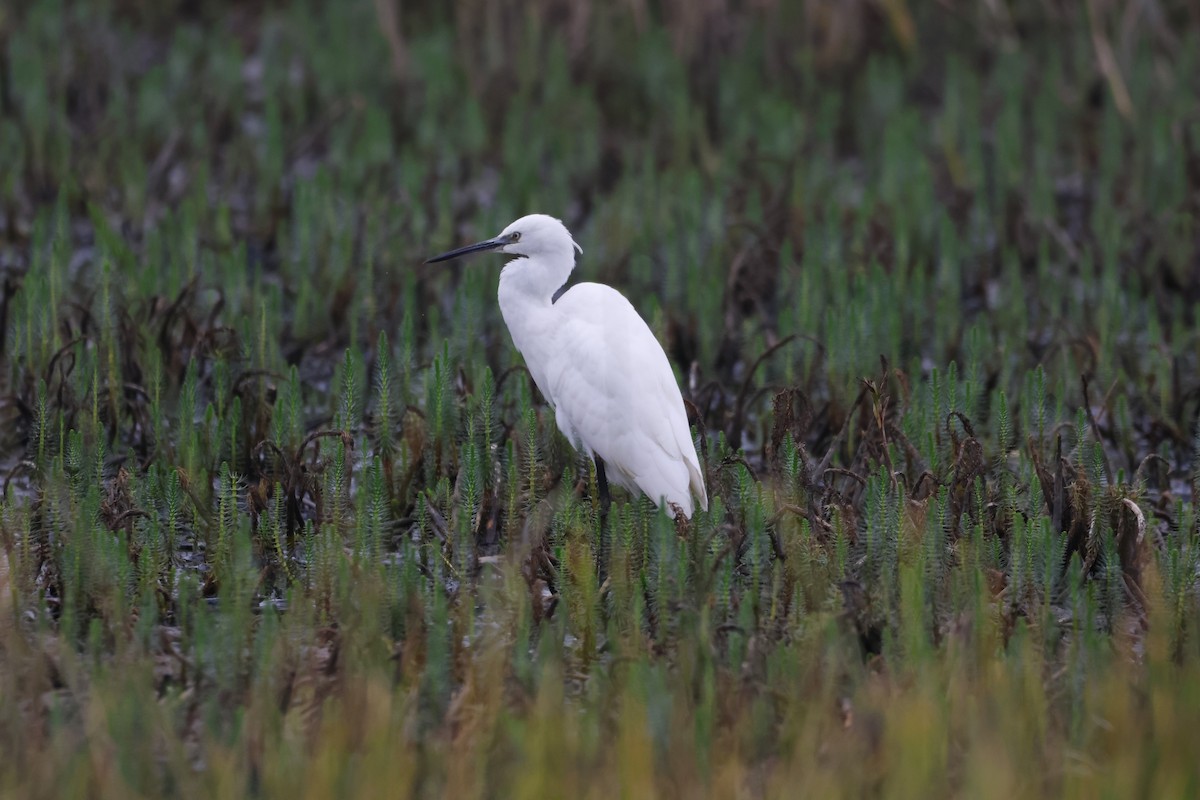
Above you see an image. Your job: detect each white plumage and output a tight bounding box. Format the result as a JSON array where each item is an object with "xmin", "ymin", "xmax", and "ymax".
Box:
[{"xmin": 426, "ymin": 213, "xmax": 707, "ymax": 518}]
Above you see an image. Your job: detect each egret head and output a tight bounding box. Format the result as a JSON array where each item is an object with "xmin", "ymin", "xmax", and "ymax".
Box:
[{"xmin": 425, "ymin": 214, "xmax": 582, "ymax": 265}]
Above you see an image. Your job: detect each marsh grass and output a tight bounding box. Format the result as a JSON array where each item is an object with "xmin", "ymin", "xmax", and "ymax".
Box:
[{"xmin": 1, "ymin": 0, "xmax": 1200, "ymax": 796}]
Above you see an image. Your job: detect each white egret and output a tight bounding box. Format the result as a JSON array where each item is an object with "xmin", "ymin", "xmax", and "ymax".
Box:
[{"xmin": 426, "ymin": 214, "xmax": 707, "ymax": 519}]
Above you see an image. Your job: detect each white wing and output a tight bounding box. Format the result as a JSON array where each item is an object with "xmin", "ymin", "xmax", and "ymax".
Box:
[{"xmin": 542, "ymin": 283, "xmax": 707, "ymax": 517}]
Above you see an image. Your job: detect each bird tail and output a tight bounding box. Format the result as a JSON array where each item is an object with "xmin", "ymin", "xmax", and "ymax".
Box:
[{"xmin": 687, "ymin": 460, "xmax": 708, "ymax": 513}]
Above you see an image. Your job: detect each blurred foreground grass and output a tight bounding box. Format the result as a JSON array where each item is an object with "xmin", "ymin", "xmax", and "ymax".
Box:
[{"xmin": 2, "ymin": 0, "xmax": 1200, "ymax": 796}]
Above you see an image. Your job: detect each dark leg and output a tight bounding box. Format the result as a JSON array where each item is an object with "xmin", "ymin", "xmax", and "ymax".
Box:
[
  {"xmin": 594, "ymin": 456, "xmax": 611, "ymax": 522},
  {"xmin": 594, "ymin": 456, "xmax": 612, "ymax": 585}
]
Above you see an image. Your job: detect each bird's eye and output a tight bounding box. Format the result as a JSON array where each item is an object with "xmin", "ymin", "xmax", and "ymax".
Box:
[{"xmin": 509, "ymin": 231, "xmax": 521, "ymax": 242}]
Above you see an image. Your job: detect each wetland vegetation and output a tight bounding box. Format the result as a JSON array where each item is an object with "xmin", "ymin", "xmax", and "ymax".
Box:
[{"xmin": 1, "ymin": 0, "xmax": 1199, "ymax": 796}]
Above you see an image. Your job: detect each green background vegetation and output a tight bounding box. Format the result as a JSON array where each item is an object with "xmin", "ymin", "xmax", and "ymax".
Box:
[{"xmin": 1, "ymin": 0, "xmax": 1199, "ymax": 796}]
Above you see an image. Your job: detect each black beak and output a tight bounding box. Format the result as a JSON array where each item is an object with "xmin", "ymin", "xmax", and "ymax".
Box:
[{"xmin": 424, "ymin": 236, "xmax": 506, "ymax": 264}]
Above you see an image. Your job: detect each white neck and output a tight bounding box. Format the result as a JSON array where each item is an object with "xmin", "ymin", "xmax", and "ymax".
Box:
[
  {"xmin": 498, "ymin": 244, "xmax": 575, "ymax": 298},
  {"xmin": 497, "ymin": 253, "xmax": 573, "ymax": 396},
  {"xmin": 498, "ymin": 260, "xmax": 549, "ymax": 322}
]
